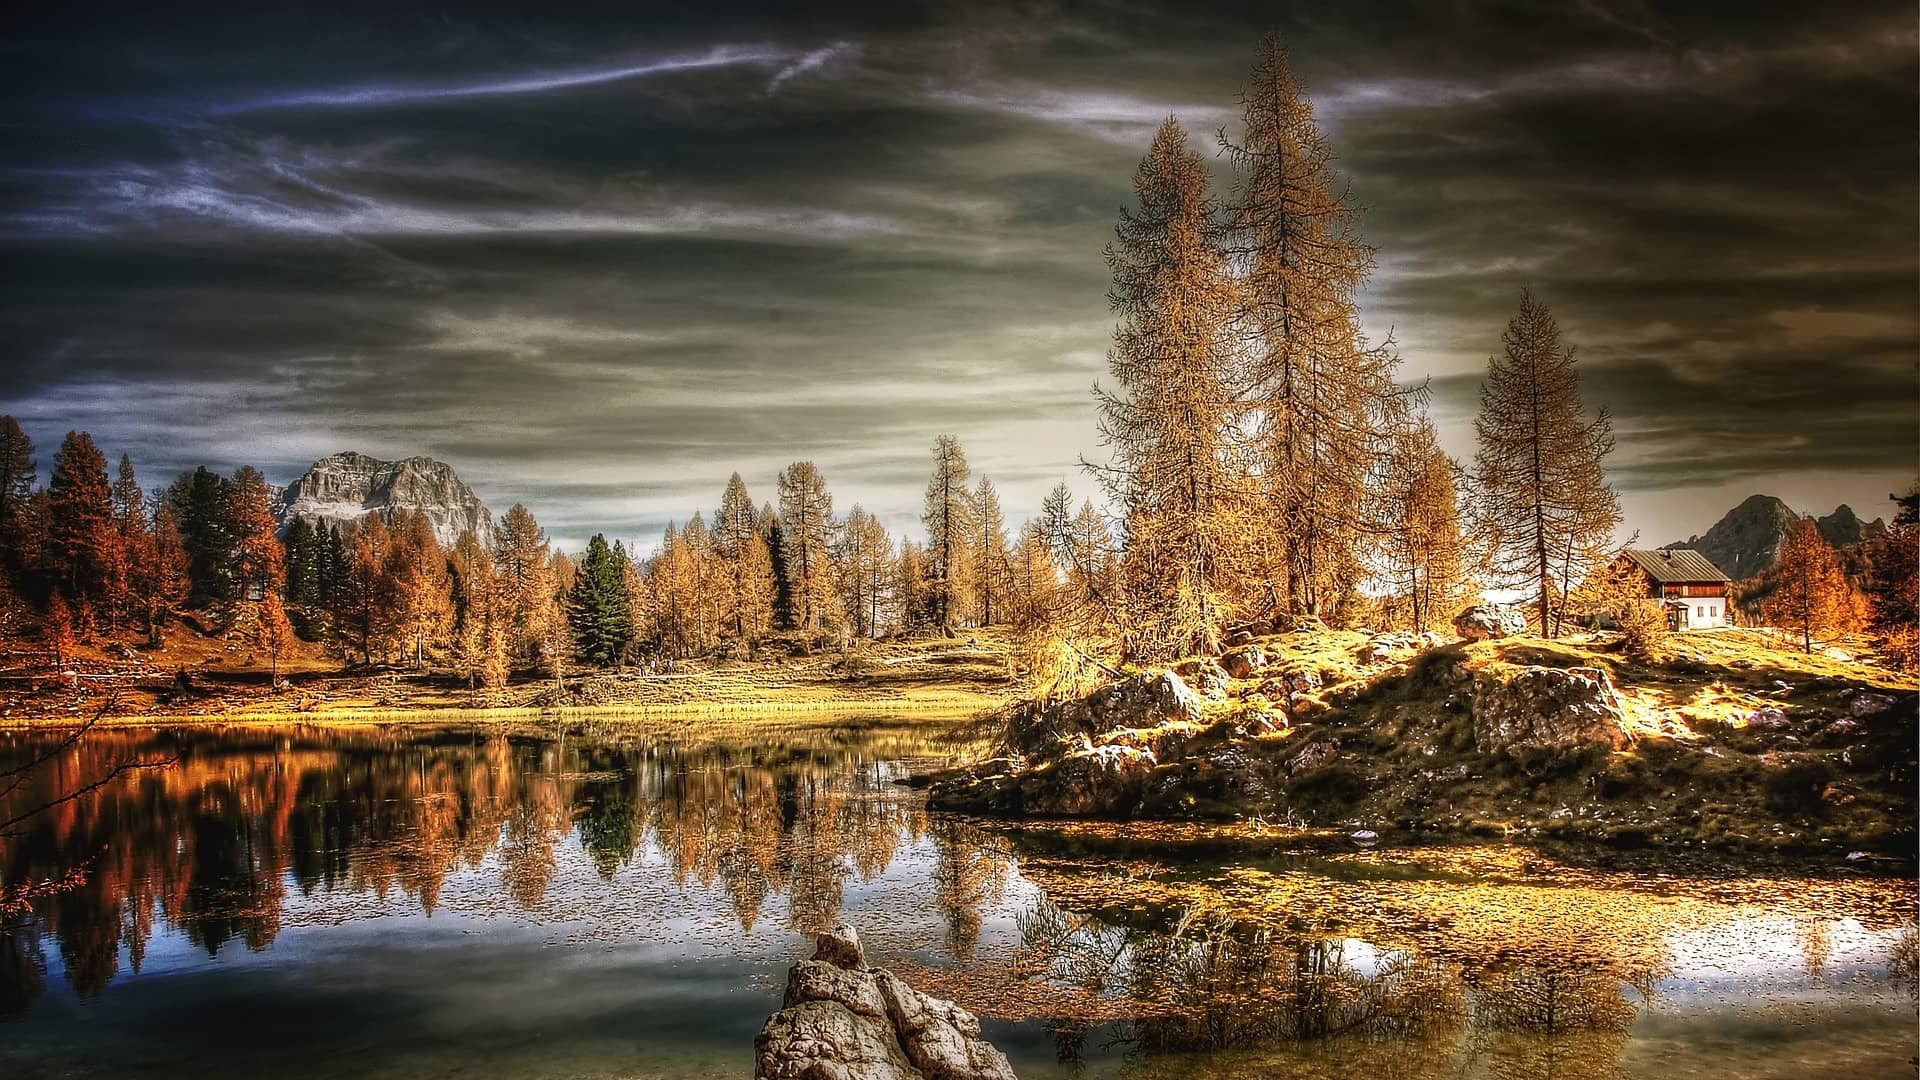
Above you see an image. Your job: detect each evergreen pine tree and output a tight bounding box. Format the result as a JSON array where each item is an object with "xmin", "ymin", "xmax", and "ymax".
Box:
[
  {"xmin": 46, "ymin": 431, "xmax": 116, "ymax": 621},
  {"xmin": 165, "ymin": 466, "xmax": 235, "ymax": 605},
  {"xmin": 0, "ymin": 417, "xmax": 35, "ymax": 585},
  {"xmin": 568, "ymin": 533, "xmax": 634, "ymax": 666}
]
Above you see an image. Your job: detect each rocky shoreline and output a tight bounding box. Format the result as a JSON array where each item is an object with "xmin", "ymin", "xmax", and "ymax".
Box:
[{"xmin": 926, "ymin": 620, "xmax": 1918, "ymax": 857}]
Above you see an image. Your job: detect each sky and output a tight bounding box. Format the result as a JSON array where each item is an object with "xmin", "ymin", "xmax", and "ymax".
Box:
[{"xmin": 2, "ymin": 1, "xmax": 1915, "ymax": 552}]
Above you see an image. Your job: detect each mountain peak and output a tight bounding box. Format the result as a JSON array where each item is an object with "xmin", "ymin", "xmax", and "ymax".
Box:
[
  {"xmin": 1815, "ymin": 503, "xmax": 1886, "ymax": 547},
  {"xmin": 1672, "ymin": 494, "xmax": 1887, "ymax": 581},
  {"xmin": 275, "ymin": 451, "xmax": 493, "ymax": 548}
]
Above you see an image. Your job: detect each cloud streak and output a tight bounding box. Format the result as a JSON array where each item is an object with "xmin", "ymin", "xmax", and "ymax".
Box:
[{"xmin": 208, "ymin": 45, "xmax": 796, "ymax": 114}]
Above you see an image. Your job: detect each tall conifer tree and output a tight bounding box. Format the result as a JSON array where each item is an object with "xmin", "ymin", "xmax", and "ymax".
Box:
[
  {"xmin": 922, "ymin": 436, "xmax": 974, "ymax": 633},
  {"xmin": 1473, "ymin": 291, "xmax": 1620, "ymax": 635},
  {"xmin": 46, "ymin": 432, "xmax": 115, "ymax": 620},
  {"xmin": 777, "ymin": 462, "xmax": 836, "ymax": 632},
  {"xmin": 1226, "ymin": 36, "xmax": 1400, "ymax": 620},
  {"xmin": 568, "ymin": 533, "xmax": 634, "ymax": 666},
  {"xmin": 1095, "ymin": 118, "xmax": 1239, "ymax": 657},
  {"xmin": 970, "ymin": 477, "xmax": 1009, "ymax": 627},
  {"xmin": 0, "ymin": 417, "xmax": 35, "ymax": 584}
]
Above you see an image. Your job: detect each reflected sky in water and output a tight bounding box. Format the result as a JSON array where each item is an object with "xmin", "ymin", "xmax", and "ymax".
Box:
[{"xmin": 1, "ymin": 720, "xmax": 1913, "ymax": 1079}]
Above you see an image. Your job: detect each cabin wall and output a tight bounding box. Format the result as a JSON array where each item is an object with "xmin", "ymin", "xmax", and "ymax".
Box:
[{"xmin": 1662, "ymin": 588, "xmax": 1729, "ymax": 628}]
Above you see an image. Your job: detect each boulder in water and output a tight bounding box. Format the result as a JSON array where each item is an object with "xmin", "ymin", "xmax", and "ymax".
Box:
[{"xmin": 756, "ymin": 923, "xmax": 1016, "ymax": 1080}]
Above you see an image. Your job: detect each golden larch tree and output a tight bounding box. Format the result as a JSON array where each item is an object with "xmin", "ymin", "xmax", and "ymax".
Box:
[
  {"xmin": 1376, "ymin": 412, "xmax": 1472, "ymax": 631},
  {"xmin": 777, "ymin": 461, "xmax": 837, "ymax": 632},
  {"xmin": 922, "ymin": 435, "xmax": 975, "ymax": 633},
  {"xmin": 1473, "ymin": 290, "xmax": 1620, "ymax": 636},
  {"xmin": 1762, "ymin": 519, "xmax": 1862, "ymax": 654},
  {"xmin": 1227, "ymin": 36, "xmax": 1401, "ymax": 622},
  {"xmin": 1095, "ymin": 118, "xmax": 1240, "ymax": 658}
]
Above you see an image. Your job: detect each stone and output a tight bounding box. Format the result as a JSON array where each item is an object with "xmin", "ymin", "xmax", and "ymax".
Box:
[
  {"xmin": 1001, "ymin": 670, "xmax": 1203, "ymax": 757},
  {"xmin": 875, "ymin": 972, "xmax": 1015, "ymax": 1080},
  {"xmin": 1220, "ymin": 645, "xmax": 1266, "ymax": 679},
  {"xmin": 812, "ymin": 923, "xmax": 868, "ymax": 971},
  {"xmin": 1357, "ymin": 632, "xmax": 1425, "ymax": 665},
  {"xmin": 1453, "ymin": 604, "xmax": 1527, "ymax": 642},
  {"xmin": 756, "ymin": 923, "xmax": 1015, "ymax": 1080},
  {"xmin": 1848, "ymin": 692, "xmax": 1897, "ymax": 718},
  {"xmin": 1018, "ymin": 744, "xmax": 1155, "ymax": 816},
  {"xmin": 1470, "ymin": 666, "xmax": 1633, "ymax": 754},
  {"xmin": 1285, "ymin": 739, "xmax": 1338, "ymax": 773},
  {"xmin": 1172, "ymin": 659, "xmax": 1230, "ymax": 699},
  {"xmin": 1746, "ymin": 706, "xmax": 1790, "ymax": 731},
  {"xmin": 1223, "ymin": 629, "xmax": 1255, "ymax": 648}
]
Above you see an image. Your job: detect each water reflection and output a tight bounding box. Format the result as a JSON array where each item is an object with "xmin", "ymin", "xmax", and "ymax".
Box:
[
  {"xmin": 0, "ymin": 722, "xmax": 958, "ymax": 1010},
  {"xmin": 1, "ymin": 721, "xmax": 1914, "ymax": 1079}
]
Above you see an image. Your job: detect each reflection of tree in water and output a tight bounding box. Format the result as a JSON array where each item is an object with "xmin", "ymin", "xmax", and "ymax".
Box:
[
  {"xmin": 993, "ymin": 897, "xmax": 1654, "ymax": 1077},
  {"xmin": 0, "ymin": 920, "xmax": 45, "ymax": 1021},
  {"xmin": 1464, "ymin": 964, "xmax": 1635, "ymax": 1080},
  {"xmin": 1794, "ymin": 915, "xmax": 1832, "ymax": 981},
  {"xmin": 0, "ymin": 722, "xmax": 948, "ymax": 1014},
  {"xmin": 1891, "ymin": 926, "xmax": 1919, "ymax": 1001},
  {"xmin": 931, "ymin": 822, "xmax": 1011, "ymax": 959},
  {"xmin": 1009, "ymin": 900, "xmax": 1465, "ymax": 1055}
]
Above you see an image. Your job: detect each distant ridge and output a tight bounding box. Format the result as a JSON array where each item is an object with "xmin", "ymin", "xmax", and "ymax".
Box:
[
  {"xmin": 274, "ymin": 451, "xmax": 494, "ymax": 549},
  {"xmin": 1668, "ymin": 494, "xmax": 1886, "ymax": 580}
]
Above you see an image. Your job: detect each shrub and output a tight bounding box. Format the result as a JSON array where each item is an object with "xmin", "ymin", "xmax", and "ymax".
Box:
[{"xmin": 1618, "ymin": 600, "xmax": 1670, "ymax": 661}]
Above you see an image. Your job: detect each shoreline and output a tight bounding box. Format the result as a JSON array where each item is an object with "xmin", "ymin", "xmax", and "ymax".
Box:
[{"xmin": 0, "ymin": 692, "xmax": 1007, "ymax": 729}]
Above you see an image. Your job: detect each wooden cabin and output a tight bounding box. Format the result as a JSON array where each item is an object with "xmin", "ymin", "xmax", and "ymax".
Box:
[{"xmin": 1612, "ymin": 548, "xmax": 1733, "ymax": 630}]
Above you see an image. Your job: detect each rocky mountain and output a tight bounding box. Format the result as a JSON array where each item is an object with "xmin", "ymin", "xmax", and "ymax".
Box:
[
  {"xmin": 1815, "ymin": 503, "xmax": 1886, "ymax": 548},
  {"xmin": 1669, "ymin": 494, "xmax": 1886, "ymax": 580},
  {"xmin": 275, "ymin": 451, "xmax": 493, "ymax": 549}
]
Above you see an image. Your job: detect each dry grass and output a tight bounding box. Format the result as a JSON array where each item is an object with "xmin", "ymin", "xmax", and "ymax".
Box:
[{"xmin": 0, "ymin": 620, "xmax": 1020, "ymax": 727}]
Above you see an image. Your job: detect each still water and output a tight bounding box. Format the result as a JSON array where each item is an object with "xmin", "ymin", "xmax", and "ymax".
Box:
[{"xmin": 1, "ymin": 718, "xmax": 1914, "ymax": 1079}]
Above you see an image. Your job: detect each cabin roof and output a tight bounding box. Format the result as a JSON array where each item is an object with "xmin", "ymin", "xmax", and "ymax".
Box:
[{"xmin": 1618, "ymin": 548, "xmax": 1732, "ymax": 584}]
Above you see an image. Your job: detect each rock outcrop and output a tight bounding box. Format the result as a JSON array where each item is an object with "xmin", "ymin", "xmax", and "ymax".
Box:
[
  {"xmin": 756, "ymin": 923, "xmax": 1016, "ymax": 1080},
  {"xmin": 275, "ymin": 451, "xmax": 494, "ymax": 549},
  {"xmin": 1003, "ymin": 670, "xmax": 1202, "ymax": 759},
  {"xmin": 1453, "ymin": 604, "xmax": 1527, "ymax": 642},
  {"xmin": 1470, "ymin": 665, "xmax": 1634, "ymax": 755},
  {"xmin": 927, "ymin": 670, "xmax": 1205, "ymax": 816},
  {"xmin": 922, "ymin": 625, "xmax": 1915, "ymax": 855}
]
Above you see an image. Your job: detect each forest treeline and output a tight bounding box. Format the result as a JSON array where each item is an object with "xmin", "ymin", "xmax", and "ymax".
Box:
[{"xmin": 0, "ymin": 36, "xmax": 1911, "ymax": 682}]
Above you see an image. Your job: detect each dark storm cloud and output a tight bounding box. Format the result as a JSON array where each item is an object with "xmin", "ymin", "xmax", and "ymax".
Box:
[{"xmin": 1, "ymin": 1, "xmax": 1914, "ymax": 548}]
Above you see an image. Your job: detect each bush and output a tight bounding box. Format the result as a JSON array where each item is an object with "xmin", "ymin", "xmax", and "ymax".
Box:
[{"xmin": 1618, "ymin": 601, "xmax": 1670, "ymax": 661}]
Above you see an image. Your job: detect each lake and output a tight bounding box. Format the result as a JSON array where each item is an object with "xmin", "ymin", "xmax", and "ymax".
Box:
[{"xmin": 1, "ymin": 718, "xmax": 1914, "ymax": 1079}]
